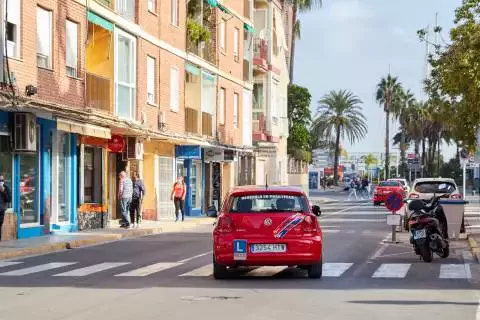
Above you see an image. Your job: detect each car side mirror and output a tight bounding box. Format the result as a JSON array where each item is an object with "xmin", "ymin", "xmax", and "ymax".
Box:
[
  {"xmin": 206, "ymin": 205, "xmax": 218, "ymax": 218},
  {"xmin": 312, "ymin": 205, "xmax": 321, "ymax": 216}
]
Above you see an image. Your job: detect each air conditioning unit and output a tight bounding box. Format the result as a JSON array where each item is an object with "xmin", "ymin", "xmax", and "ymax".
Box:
[
  {"xmin": 14, "ymin": 113, "xmax": 37, "ymax": 152},
  {"xmin": 126, "ymin": 136, "xmax": 143, "ymax": 160}
]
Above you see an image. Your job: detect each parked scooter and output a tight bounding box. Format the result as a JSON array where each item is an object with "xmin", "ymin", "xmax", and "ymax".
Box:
[{"xmin": 407, "ymin": 194, "xmax": 450, "ymax": 263}]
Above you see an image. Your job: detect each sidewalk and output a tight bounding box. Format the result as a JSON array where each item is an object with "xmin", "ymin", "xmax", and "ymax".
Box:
[
  {"xmin": 0, "ymin": 217, "xmax": 215, "ymax": 260},
  {"xmin": 464, "ymin": 196, "xmax": 480, "ymax": 261}
]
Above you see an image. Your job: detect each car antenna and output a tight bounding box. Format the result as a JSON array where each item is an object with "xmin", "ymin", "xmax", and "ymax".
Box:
[{"xmin": 265, "ymin": 174, "xmax": 268, "ymax": 189}]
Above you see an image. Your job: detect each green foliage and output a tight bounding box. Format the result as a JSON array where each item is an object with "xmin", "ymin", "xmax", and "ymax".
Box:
[
  {"xmin": 287, "ymin": 84, "xmax": 312, "ymax": 161},
  {"xmin": 186, "ymin": 18, "xmax": 210, "ymax": 44}
]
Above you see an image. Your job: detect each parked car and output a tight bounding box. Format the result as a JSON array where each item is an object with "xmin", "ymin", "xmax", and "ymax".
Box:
[
  {"xmin": 387, "ymin": 178, "xmax": 410, "ymax": 194},
  {"xmin": 373, "ymin": 180, "xmax": 406, "ymax": 206},
  {"xmin": 211, "ymin": 185, "xmax": 323, "ymax": 279}
]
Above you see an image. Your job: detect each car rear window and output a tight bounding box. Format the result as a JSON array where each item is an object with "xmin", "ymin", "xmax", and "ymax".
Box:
[
  {"xmin": 414, "ymin": 182, "xmax": 456, "ymax": 193},
  {"xmin": 379, "ymin": 181, "xmax": 400, "ymax": 187},
  {"xmin": 228, "ymin": 194, "xmax": 309, "ymax": 213}
]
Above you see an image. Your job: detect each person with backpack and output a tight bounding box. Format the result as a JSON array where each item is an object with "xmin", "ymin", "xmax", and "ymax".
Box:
[
  {"xmin": 0, "ymin": 175, "xmax": 11, "ymax": 240},
  {"xmin": 171, "ymin": 175, "xmax": 187, "ymax": 222}
]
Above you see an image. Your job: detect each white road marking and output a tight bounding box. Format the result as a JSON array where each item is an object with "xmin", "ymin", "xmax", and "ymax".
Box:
[
  {"xmin": 0, "ymin": 262, "xmax": 23, "ymax": 268},
  {"xmin": 318, "ymin": 203, "xmax": 371, "ymax": 219},
  {"xmin": 321, "ymin": 218, "xmax": 385, "ymax": 222},
  {"xmin": 322, "ymin": 263, "xmax": 353, "ymax": 277},
  {"xmin": 179, "ymin": 264, "xmax": 213, "ymax": 277},
  {"xmin": 245, "ymin": 266, "xmax": 287, "ymax": 276},
  {"xmin": 369, "ymin": 234, "xmax": 392, "ymax": 260},
  {"xmin": 476, "ymin": 294, "xmax": 480, "ymax": 320},
  {"xmin": 53, "ymin": 263, "xmax": 130, "ymax": 277},
  {"xmin": 177, "ymin": 251, "xmax": 212, "ymax": 264},
  {"xmin": 0, "ymin": 262, "xmax": 76, "ymax": 276},
  {"xmin": 372, "ymin": 263, "xmax": 411, "ymax": 278},
  {"xmin": 322, "ymin": 229, "xmax": 340, "ymax": 233},
  {"xmin": 115, "ymin": 262, "xmax": 182, "ymax": 277},
  {"xmin": 439, "ymin": 264, "xmax": 472, "ymax": 279},
  {"xmin": 463, "ymin": 250, "xmax": 475, "ymax": 263},
  {"xmin": 346, "ymin": 230, "xmax": 355, "ymax": 234}
]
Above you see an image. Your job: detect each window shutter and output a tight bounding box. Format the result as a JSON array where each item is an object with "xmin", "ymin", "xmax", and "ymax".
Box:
[
  {"xmin": 66, "ymin": 20, "xmax": 78, "ymax": 69},
  {"xmin": 6, "ymin": 0, "xmax": 20, "ymax": 24},
  {"xmin": 219, "ymin": 88, "xmax": 225, "ymax": 124},
  {"xmin": 233, "ymin": 93, "xmax": 239, "ymax": 127},
  {"xmin": 170, "ymin": 67, "xmax": 179, "ymax": 111},
  {"xmin": 147, "ymin": 56, "xmax": 155, "ymax": 101},
  {"xmin": 37, "ymin": 8, "xmax": 51, "ymax": 57}
]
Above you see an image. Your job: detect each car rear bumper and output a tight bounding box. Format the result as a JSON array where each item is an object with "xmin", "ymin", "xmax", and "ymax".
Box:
[
  {"xmin": 213, "ymin": 235, "xmax": 322, "ymax": 267},
  {"xmin": 373, "ymin": 195, "xmax": 387, "ymax": 202}
]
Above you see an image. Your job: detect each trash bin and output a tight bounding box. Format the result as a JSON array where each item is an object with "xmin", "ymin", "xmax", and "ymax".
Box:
[{"xmin": 439, "ymin": 199, "xmax": 469, "ymax": 239}]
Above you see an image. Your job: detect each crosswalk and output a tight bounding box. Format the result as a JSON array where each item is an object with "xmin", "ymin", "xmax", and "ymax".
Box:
[{"xmin": 0, "ymin": 260, "xmax": 472, "ymax": 280}]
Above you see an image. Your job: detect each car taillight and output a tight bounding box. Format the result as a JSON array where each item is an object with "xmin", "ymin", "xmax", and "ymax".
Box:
[
  {"xmin": 302, "ymin": 215, "xmax": 318, "ymax": 233},
  {"xmin": 451, "ymin": 194, "xmax": 462, "ymax": 199},
  {"xmin": 409, "ymin": 193, "xmax": 419, "ymax": 199},
  {"xmin": 216, "ymin": 216, "xmax": 233, "ymax": 233}
]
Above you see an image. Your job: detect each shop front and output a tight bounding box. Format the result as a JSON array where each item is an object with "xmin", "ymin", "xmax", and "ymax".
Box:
[
  {"xmin": 175, "ymin": 145, "xmax": 203, "ymax": 216},
  {"xmin": 203, "ymin": 148, "xmax": 223, "ymax": 213}
]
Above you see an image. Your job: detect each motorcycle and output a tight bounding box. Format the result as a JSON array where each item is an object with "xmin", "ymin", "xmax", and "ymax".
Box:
[{"xmin": 407, "ymin": 194, "xmax": 450, "ymax": 263}]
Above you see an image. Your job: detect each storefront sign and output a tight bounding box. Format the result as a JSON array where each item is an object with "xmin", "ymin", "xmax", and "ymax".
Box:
[
  {"xmin": 175, "ymin": 145, "xmax": 201, "ymax": 159},
  {"xmin": 204, "ymin": 148, "xmax": 223, "ymax": 162},
  {"xmin": 224, "ymin": 150, "xmax": 236, "ymax": 162},
  {"xmin": 107, "ymin": 135, "xmax": 125, "ymax": 153}
]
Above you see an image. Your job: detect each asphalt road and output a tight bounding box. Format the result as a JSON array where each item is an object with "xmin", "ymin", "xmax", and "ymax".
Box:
[{"xmin": 0, "ymin": 201, "xmax": 479, "ymax": 320}]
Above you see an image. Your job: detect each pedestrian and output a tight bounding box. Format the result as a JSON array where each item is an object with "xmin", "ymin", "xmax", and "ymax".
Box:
[
  {"xmin": 130, "ymin": 171, "xmax": 145, "ymax": 228},
  {"xmin": 170, "ymin": 176, "xmax": 186, "ymax": 222},
  {"xmin": 0, "ymin": 175, "xmax": 11, "ymax": 241},
  {"xmin": 118, "ymin": 171, "xmax": 133, "ymax": 228}
]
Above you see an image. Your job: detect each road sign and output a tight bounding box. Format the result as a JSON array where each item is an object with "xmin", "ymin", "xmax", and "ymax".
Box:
[{"xmin": 385, "ymin": 192, "xmax": 404, "ymax": 212}]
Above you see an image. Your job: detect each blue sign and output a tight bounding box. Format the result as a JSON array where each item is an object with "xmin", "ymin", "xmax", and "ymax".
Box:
[
  {"xmin": 175, "ymin": 145, "xmax": 201, "ymax": 159},
  {"xmin": 233, "ymin": 239, "xmax": 247, "ymax": 260},
  {"xmin": 385, "ymin": 192, "xmax": 404, "ymax": 212}
]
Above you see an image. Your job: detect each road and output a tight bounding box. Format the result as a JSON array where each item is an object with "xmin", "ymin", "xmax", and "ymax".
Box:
[{"xmin": 0, "ymin": 200, "xmax": 479, "ymax": 320}]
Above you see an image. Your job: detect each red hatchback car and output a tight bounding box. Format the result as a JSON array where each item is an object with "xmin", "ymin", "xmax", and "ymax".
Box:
[
  {"xmin": 373, "ymin": 180, "xmax": 406, "ymax": 206},
  {"xmin": 211, "ymin": 186, "xmax": 323, "ymax": 279}
]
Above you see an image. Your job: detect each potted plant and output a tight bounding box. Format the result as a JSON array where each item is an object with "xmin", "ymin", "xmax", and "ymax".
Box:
[{"xmin": 187, "ymin": 18, "xmax": 211, "ymax": 45}]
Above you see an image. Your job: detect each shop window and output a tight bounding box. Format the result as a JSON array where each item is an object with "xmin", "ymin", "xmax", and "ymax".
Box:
[
  {"xmin": 57, "ymin": 132, "xmax": 70, "ymax": 222},
  {"xmin": 0, "ymin": 136, "xmax": 12, "ymax": 187},
  {"xmin": 19, "ymin": 126, "xmax": 40, "ymax": 224},
  {"xmin": 83, "ymin": 146, "xmax": 102, "ymax": 203},
  {"xmin": 191, "ymin": 160, "xmax": 202, "ymax": 208}
]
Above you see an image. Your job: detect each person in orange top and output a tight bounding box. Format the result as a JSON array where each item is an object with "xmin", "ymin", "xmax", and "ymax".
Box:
[{"xmin": 170, "ymin": 175, "xmax": 187, "ymax": 222}]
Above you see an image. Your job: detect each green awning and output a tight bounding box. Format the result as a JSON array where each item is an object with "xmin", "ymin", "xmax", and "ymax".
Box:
[
  {"xmin": 244, "ymin": 23, "xmax": 255, "ymax": 33},
  {"xmin": 185, "ymin": 63, "xmax": 201, "ymax": 76},
  {"xmin": 217, "ymin": 3, "xmax": 230, "ymax": 14},
  {"xmin": 206, "ymin": 0, "xmax": 218, "ymax": 7},
  {"xmin": 202, "ymin": 71, "xmax": 216, "ymax": 82},
  {"xmin": 87, "ymin": 11, "xmax": 113, "ymax": 32}
]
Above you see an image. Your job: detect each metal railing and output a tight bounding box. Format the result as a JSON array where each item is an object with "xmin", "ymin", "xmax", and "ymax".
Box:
[
  {"xmin": 86, "ymin": 73, "xmax": 111, "ymax": 113},
  {"xmin": 253, "ymin": 38, "xmax": 268, "ymax": 67}
]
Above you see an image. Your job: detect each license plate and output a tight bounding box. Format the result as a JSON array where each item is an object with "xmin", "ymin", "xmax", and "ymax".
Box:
[
  {"xmin": 251, "ymin": 244, "xmax": 286, "ymax": 253},
  {"xmin": 414, "ymin": 229, "xmax": 426, "ymax": 240}
]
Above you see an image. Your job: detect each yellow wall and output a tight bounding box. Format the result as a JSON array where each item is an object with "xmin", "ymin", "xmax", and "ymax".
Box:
[
  {"xmin": 86, "ymin": 24, "xmax": 114, "ymax": 78},
  {"xmin": 143, "ymin": 154, "xmax": 156, "ymax": 212},
  {"xmin": 143, "ymin": 140, "xmax": 174, "ymax": 157},
  {"xmin": 185, "ymin": 75, "xmax": 201, "ymax": 110}
]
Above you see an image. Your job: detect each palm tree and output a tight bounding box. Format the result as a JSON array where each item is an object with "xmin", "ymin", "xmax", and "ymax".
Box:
[
  {"xmin": 395, "ymin": 89, "xmax": 416, "ymax": 178},
  {"xmin": 375, "ymin": 75, "xmax": 403, "ymax": 179},
  {"xmin": 286, "ymin": 0, "xmax": 323, "ymax": 82},
  {"xmin": 311, "ymin": 90, "xmax": 368, "ymax": 183},
  {"xmin": 364, "ymin": 153, "xmax": 378, "ymax": 181}
]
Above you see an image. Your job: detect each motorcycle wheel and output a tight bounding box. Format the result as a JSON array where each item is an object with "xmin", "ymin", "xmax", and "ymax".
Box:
[
  {"xmin": 420, "ymin": 241, "xmax": 433, "ymax": 263},
  {"xmin": 438, "ymin": 243, "xmax": 450, "ymax": 258}
]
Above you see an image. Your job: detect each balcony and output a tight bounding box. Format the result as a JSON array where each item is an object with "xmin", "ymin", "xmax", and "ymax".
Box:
[
  {"xmin": 202, "ymin": 112, "xmax": 213, "ymax": 137},
  {"xmin": 94, "ymin": 0, "xmax": 135, "ymax": 21},
  {"xmin": 252, "ymin": 112, "xmax": 267, "ymax": 141},
  {"xmin": 253, "ymin": 38, "xmax": 268, "ymax": 70},
  {"xmin": 86, "ymin": 73, "xmax": 111, "ymax": 113},
  {"xmin": 186, "ymin": 1, "xmax": 217, "ymax": 65},
  {"xmin": 95, "ymin": 0, "xmax": 113, "ymax": 8},
  {"xmin": 186, "ymin": 108, "xmax": 200, "ymax": 134}
]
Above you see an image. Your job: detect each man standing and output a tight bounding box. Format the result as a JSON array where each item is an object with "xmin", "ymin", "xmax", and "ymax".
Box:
[
  {"xmin": 0, "ymin": 175, "xmax": 11, "ymax": 241},
  {"xmin": 118, "ymin": 171, "xmax": 133, "ymax": 228},
  {"xmin": 170, "ymin": 176, "xmax": 186, "ymax": 222},
  {"xmin": 130, "ymin": 171, "xmax": 145, "ymax": 228}
]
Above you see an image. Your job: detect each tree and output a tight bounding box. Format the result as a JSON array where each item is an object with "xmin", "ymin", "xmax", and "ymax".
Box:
[
  {"xmin": 375, "ymin": 75, "xmax": 403, "ymax": 180},
  {"xmin": 395, "ymin": 89, "xmax": 416, "ymax": 178},
  {"xmin": 364, "ymin": 153, "xmax": 378, "ymax": 180},
  {"xmin": 311, "ymin": 90, "xmax": 368, "ymax": 183},
  {"xmin": 287, "ymin": 84, "xmax": 312, "ymax": 160}
]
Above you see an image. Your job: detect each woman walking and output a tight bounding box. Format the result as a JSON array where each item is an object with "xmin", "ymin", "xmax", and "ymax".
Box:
[{"xmin": 171, "ymin": 176, "xmax": 186, "ymax": 222}]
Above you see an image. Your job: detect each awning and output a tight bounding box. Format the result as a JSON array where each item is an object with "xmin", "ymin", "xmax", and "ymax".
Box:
[
  {"xmin": 244, "ymin": 23, "xmax": 255, "ymax": 34},
  {"xmin": 202, "ymin": 71, "xmax": 216, "ymax": 82},
  {"xmin": 87, "ymin": 11, "xmax": 113, "ymax": 32},
  {"xmin": 206, "ymin": 0, "xmax": 218, "ymax": 7},
  {"xmin": 57, "ymin": 118, "xmax": 111, "ymax": 139},
  {"xmin": 185, "ymin": 63, "xmax": 201, "ymax": 76},
  {"xmin": 218, "ymin": 3, "xmax": 230, "ymax": 14}
]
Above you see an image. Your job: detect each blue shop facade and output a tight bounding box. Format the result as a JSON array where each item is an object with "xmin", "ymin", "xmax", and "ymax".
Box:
[{"xmin": 0, "ymin": 111, "xmax": 79, "ymax": 239}]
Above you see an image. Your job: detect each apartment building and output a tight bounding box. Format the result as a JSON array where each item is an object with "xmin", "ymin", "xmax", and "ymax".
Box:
[
  {"xmin": 0, "ymin": 0, "xmax": 254, "ymax": 240},
  {"xmin": 252, "ymin": 0, "xmax": 291, "ymax": 186}
]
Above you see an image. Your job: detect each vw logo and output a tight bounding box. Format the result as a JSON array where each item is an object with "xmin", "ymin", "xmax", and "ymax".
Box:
[{"xmin": 264, "ymin": 218, "xmax": 272, "ymax": 226}]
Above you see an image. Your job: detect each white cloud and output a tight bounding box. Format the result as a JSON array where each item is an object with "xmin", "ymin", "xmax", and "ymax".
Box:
[{"xmin": 328, "ymin": 0, "xmax": 375, "ymax": 23}]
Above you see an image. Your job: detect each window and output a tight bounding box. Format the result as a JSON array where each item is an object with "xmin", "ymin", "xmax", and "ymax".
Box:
[
  {"xmin": 218, "ymin": 87, "xmax": 225, "ymax": 125},
  {"xmin": 233, "ymin": 27, "xmax": 239, "ymax": 60},
  {"xmin": 83, "ymin": 146, "xmax": 102, "ymax": 204},
  {"xmin": 19, "ymin": 126, "xmax": 40, "ymax": 225},
  {"xmin": 37, "ymin": 7, "xmax": 52, "ymax": 69},
  {"xmin": 147, "ymin": 56, "xmax": 156, "ymax": 104},
  {"xmin": 0, "ymin": 136, "xmax": 12, "ymax": 202},
  {"xmin": 191, "ymin": 160, "xmax": 202, "ymax": 208},
  {"xmin": 148, "ymin": 0, "xmax": 155, "ymax": 12},
  {"xmin": 229, "ymin": 194, "xmax": 309, "ymax": 213},
  {"xmin": 66, "ymin": 20, "xmax": 78, "ymax": 77},
  {"xmin": 116, "ymin": 0, "xmax": 135, "ymax": 21},
  {"xmin": 170, "ymin": 66, "xmax": 179, "ymax": 112},
  {"xmin": 219, "ymin": 19, "xmax": 226, "ymax": 51},
  {"xmin": 115, "ymin": 29, "xmax": 136, "ymax": 120},
  {"xmin": 5, "ymin": 0, "xmax": 20, "ymax": 58},
  {"xmin": 233, "ymin": 92, "xmax": 239, "ymax": 128},
  {"xmin": 171, "ymin": 0, "xmax": 178, "ymax": 26},
  {"xmin": 57, "ymin": 132, "xmax": 70, "ymax": 222}
]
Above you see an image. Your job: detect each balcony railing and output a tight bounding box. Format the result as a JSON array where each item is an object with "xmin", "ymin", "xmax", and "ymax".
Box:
[
  {"xmin": 202, "ymin": 112, "xmax": 213, "ymax": 137},
  {"xmin": 253, "ymin": 38, "xmax": 268, "ymax": 69},
  {"xmin": 116, "ymin": 0, "xmax": 135, "ymax": 21},
  {"xmin": 86, "ymin": 73, "xmax": 111, "ymax": 113},
  {"xmin": 95, "ymin": 0, "xmax": 113, "ymax": 8},
  {"xmin": 185, "ymin": 107, "xmax": 200, "ymax": 134},
  {"xmin": 187, "ymin": 33, "xmax": 216, "ymax": 65},
  {"xmin": 252, "ymin": 112, "xmax": 266, "ymax": 132}
]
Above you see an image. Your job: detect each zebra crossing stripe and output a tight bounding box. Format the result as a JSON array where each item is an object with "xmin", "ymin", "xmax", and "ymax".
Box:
[
  {"xmin": 179, "ymin": 264, "xmax": 213, "ymax": 277},
  {"xmin": 439, "ymin": 264, "xmax": 472, "ymax": 279},
  {"xmin": 322, "ymin": 230, "xmax": 340, "ymax": 233},
  {"xmin": 0, "ymin": 262, "xmax": 23, "ymax": 268},
  {"xmin": 0, "ymin": 262, "xmax": 77, "ymax": 276},
  {"xmin": 53, "ymin": 263, "xmax": 130, "ymax": 277},
  {"xmin": 372, "ymin": 263, "xmax": 411, "ymax": 278},
  {"xmin": 323, "ymin": 263, "xmax": 353, "ymax": 277},
  {"xmin": 115, "ymin": 262, "xmax": 182, "ymax": 277}
]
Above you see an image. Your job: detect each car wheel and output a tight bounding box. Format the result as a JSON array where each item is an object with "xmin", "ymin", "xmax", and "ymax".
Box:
[
  {"xmin": 307, "ymin": 259, "xmax": 323, "ymax": 279},
  {"xmin": 373, "ymin": 202, "xmax": 379, "ymax": 206},
  {"xmin": 213, "ymin": 256, "xmax": 229, "ymax": 280}
]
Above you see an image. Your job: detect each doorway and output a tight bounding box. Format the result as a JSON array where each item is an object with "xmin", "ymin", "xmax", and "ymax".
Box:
[{"xmin": 108, "ymin": 152, "xmax": 127, "ymax": 220}]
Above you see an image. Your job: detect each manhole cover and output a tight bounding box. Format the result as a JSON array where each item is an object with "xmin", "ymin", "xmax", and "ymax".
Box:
[{"xmin": 181, "ymin": 296, "xmax": 242, "ymax": 301}]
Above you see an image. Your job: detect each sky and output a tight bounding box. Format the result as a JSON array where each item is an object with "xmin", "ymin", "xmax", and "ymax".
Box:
[{"xmin": 294, "ymin": 0, "xmax": 462, "ymax": 160}]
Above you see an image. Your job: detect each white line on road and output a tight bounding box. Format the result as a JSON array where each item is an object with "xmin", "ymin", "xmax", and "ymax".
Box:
[
  {"xmin": 179, "ymin": 264, "xmax": 213, "ymax": 277},
  {"xmin": 322, "ymin": 263, "xmax": 353, "ymax": 277},
  {"xmin": 319, "ymin": 203, "xmax": 371, "ymax": 219},
  {"xmin": 115, "ymin": 262, "xmax": 182, "ymax": 277},
  {"xmin": 0, "ymin": 262, "xmax": 77, "ymax": 276},
  {"xmin": 177, "ymin": 251, "xmax": 212, "ymax": 264},
  {"xmin": 372, "ymin": 263, "xmax": 411, "ymax": 278},
  {"xmin": 322, "ymin": 229, "xmax": 340, "ymax": 233},
  {"xmin": 53, "ymin": 262, "xmax": 130, "ymax": 277},
  {"xmin": 439, "ymin": 264, "xmax": 472, "ymax": 279},
  {"xmin": 0, "ymin": 262, "xmax": 23, "ymax": 268},
  {"xmin": 369, "ymin": 234, "xmax": 393, "ymax": 260}
]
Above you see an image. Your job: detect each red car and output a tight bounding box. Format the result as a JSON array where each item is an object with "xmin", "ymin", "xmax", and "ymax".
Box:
[
  {"xmin": 212, "ymin": 186, "xmax": 323, "ymax": 279},
  {"xmin": 373, "ymin": 180, "xmax": 406, "ymax": 206}
]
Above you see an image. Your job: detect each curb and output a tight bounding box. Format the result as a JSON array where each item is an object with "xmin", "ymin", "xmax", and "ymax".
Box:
[
  {"xmin": 0, "ymin": 217, "xmax": 215, "ymax": 260},
  {"xmin": 467, "ymin": 234, "xmax": 480, "ymax": 263}
]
